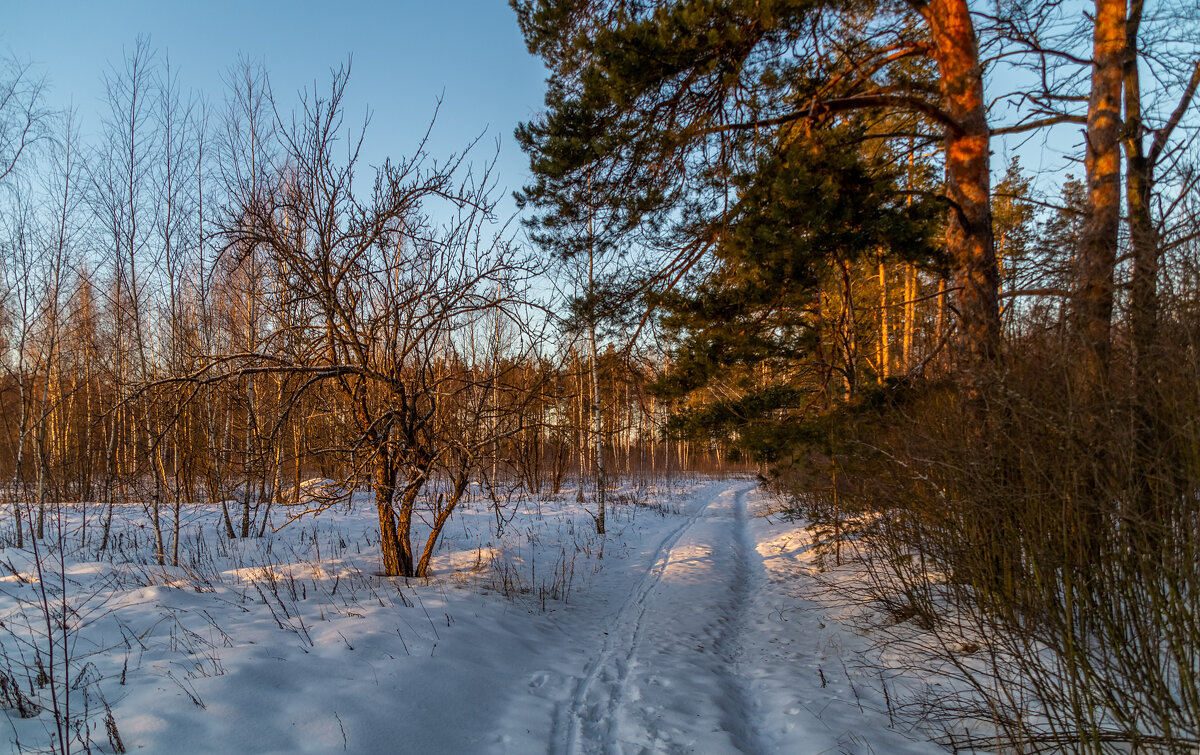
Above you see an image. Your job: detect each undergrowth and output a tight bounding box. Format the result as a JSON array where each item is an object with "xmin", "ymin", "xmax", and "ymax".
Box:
[{"xmin": 778, "ymin": 331, "xmax": 1200, "ymax": 753}]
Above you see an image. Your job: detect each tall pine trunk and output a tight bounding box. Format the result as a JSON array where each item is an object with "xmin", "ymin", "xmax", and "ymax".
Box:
[
  {"xmin": 922, "ymin": 0, "xmax": 1000, "ymax": 380},
  {"xmin": 1075, "ymin": 0, "xmax": 1127, "ymax": 383}
]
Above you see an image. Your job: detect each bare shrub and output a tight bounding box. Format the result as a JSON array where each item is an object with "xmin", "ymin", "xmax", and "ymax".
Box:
[{"xmin": 784, "ymin": 330, "xmax": 1200, "ymax": 752}]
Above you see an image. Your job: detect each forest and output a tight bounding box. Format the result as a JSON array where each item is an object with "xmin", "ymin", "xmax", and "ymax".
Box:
[
  {"xmin": 510, "ymin": 0, "xmax": 1200, "ymax": 748},
  {"xmin": 0, "ymin": 0, "xmax": 1198, "ymax": 751}
]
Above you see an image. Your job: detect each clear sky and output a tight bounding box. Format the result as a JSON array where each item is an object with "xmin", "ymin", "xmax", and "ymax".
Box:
[
  {"xmin": 5, "ymin": 1, "xmax": 1093, "ymax": 213},
  {"xmin": 5, "ymin": 0, "xmax": 550, "ymax": 217}
]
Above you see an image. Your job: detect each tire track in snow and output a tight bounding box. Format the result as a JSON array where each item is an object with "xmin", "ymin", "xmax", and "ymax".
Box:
[{"xmin": 552, "ymin": 485, "xmax": 721, "ymax": 755}]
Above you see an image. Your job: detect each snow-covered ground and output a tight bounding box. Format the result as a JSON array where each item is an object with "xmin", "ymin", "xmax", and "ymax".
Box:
[{"xmin": 0, "ymin": 478, "xmax": 944, "ymax": 754}]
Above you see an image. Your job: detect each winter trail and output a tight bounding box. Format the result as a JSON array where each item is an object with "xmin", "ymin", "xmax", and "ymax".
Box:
[
  {"xmin": 533, "ymin": 479, "xmax": 934, "ymax": 755},
  {"xmin": 555, "ymin": 481, "xmax": 767, "ymax": 755}
]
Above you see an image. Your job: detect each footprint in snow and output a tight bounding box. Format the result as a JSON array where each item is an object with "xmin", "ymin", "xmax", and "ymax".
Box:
[{"xmin": 528, "ymin": 671, "xmax": 549, "ymax": 689}]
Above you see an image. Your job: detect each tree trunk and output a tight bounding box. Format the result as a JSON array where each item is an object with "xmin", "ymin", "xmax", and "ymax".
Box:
[
  {"xmin": 922, "ymin": 0, "xmax": 1000, "ymax": 378},
  {"xmin": 416, "ymin": 473, "xmax": 470, "ymax": 578},
  {"xmin": 1122, "ymin": 0, "xmax": 1173, "ymax": 545},
  {"xmin": 1074, "ymin": 0, "xmax": 1127, "ymax": 382},
  {"xmin": 374, "ymin": 458, "xmax": 405, "ymax": 577},
  {"xmin": 936, "ymin": 276, "xmax": 947, "ymax": 361},
  {"xmin": 216, "ymin": 403, "xmax": 236, "ymax": 539},
  {"xmin": 395, "ymin": 477, "xmax": 422, "ymax": 577},
  {"xmin": 11, "ymin": 380, "xmax": 27, "ymax": 548},
  {"xmin": 1124, "ymin": 0, "xmax": 1157, "ymax": 387},
  {"xmin": 145, "ymin": 418, "xmax": 166, "ymax": 566},
  {"xmin": 838, "ymin": 260, "xmax": 858, "ymax": 395},
  {"xmin": 241, "ymin": 379, "xmax": 255, "ymax": 538},
  {"xmin": 878, "ymin": 259, "xmax": 889, "ymax": 382},
  {"xmin": 589, "ymin": 322, "xmax": 606, "ymax": 535},
  {"xmin": 576, "ymin": 352, "xmax": 587, "ymax": 503},
  {"xmin": 100, "ymin": 402, "xmax": 121, "ymax": 551},
  {"xmin": 903, "ymin": 264, "xmax": 915, "ymax": 372}
]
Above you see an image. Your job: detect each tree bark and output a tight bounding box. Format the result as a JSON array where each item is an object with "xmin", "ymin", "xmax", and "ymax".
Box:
[
  {"xmin": 903, "ymin": 264, "xmax": 915, "ymax": 372},
  {"xmin": 920, "ymin": 0, "xmax": 1001, "ymax": 379},
  {"xmin": 589, "ymin": 321, "xmax": 606, "ymax": 535},
  {"xmin": 416, "ymin": 473, "xmax": 470, "ymax": 578},
  {"xmin": 395, "ymin": 476, "xmax": 422, "ymax": 577},
  {"xmin": 1075, "ymin": 0, "xmax": 1127, "ymax": 382},
  {"xmin": 878, "ymin": 259, "xmax": 890, "ymax": 382},
  {"xmin": 374, "ymin": 455, "xmax": 405, "ymax": 577}
]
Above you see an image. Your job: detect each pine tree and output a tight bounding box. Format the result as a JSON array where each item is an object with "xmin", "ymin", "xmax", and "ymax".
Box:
[
  {"xmin": 992, "ymin": 158, "xmax": 1037, "ymax": 326},
  {"xmin": 650, "ymin": 128, "xmax": 939, "ymax": 463},
  {"xmin": 513, "ymin": 0, "xmax": 1001, "ymax": 378}
]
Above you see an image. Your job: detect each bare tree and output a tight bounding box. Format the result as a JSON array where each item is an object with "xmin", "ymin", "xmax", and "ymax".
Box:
[
  {"xmin": 87, "ymin": 37, "xmax": 163, "ymax": 556},
  {"xmin": 0, "ymin": 54, "xmax": 49, "ymax": 186},
  {"xmin": 219, "ymin": 56, "xmax": 277, "ymax": 538},
  {"xmin": 151, "ymin": 53, "xmax": 202, "ymax": 564},
  {"xmin": 193, "ymin": 64, "xmax": 536, "ymax": 576},
  {"xmin": 0, "ymin": 54, "xmax": 48, "ymax": 547}
]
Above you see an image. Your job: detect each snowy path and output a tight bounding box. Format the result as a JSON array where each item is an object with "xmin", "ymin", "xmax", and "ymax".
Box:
[
  {"xmin": 552, "ymin": 483, "xmax": 760, "ymax": 755},
  {"xmin": 516, "ymin": 480, "xmax": 933, "ymax": 755}
]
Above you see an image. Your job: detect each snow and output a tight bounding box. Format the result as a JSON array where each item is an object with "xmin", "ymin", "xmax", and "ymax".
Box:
[{"xmin": 0, "ymin": 479, "xmax": 945, "ymax": 754}]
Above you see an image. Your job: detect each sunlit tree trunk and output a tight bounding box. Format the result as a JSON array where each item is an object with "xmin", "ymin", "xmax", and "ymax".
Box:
[
  {"xmin": 903, "ymin": 264, "xmax": 915, "ymax": 372},
  {"xmin": 918, "ymin": 0, "xmax": 1000, "ymax": 379},
  {"xmin": 1074, "ymin": 0, "xmax": 1126, "ymax": 382},
  {"xmin": 374, "ymin": 451, "xmax": 404, "ymax": 577},
  {"xmin": 878, "ymin": 258, "xmax": 889, "ymax": 382}
]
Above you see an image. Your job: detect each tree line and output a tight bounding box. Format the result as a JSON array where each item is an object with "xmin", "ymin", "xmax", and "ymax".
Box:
[{"xmin": 0, "ymin": 42, "xmax": 731, "ymax": 581}]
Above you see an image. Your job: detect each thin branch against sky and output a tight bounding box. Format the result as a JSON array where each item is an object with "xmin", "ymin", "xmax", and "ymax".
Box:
[{"xmin": 5, "ymin": 2, "xmax": 549, "ymax": 218}]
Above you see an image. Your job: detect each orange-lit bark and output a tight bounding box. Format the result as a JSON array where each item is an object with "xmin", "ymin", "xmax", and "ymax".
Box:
[
  {"xmin": 374, "ymin": 449, "xmax": 404, "ymax": 577},
  {"xmin": 1076, "ymin": 0, "xmax": 1126, "ymax": 378},
  {"xmin": 918, "ymin": 0, "xmax": 1000, "ymax": 376}
]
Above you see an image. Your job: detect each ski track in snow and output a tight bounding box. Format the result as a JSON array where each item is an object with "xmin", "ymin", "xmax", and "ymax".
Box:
[
  {"xmin": 709, "ymin": 485, "xmax": 772, "ymax": 755},
  {"xmin": 554, "ymin": 482, "xmax": 767, "ymax": 755},
  {"xmin": 553, "ymin": 485, "xmax": 724, "ymax": 755}
]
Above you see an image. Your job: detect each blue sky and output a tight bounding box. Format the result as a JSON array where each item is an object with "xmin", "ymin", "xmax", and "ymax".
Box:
[
  {"xmin": 5, "ymin": 0, "xmax": 1088, "ymax": 211},
  {"xmin": 6, "ymin": 1, "xmax": 550, "ymax": 216}
]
